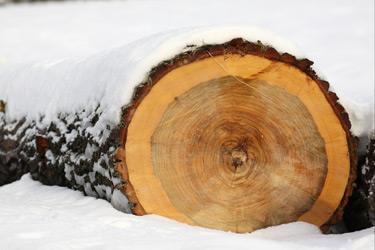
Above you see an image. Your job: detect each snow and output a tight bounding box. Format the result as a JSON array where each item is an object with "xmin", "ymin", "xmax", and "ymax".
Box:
[
  {"xmin": 0, "ymin": 25, "xmax": 308, "ymax": 141},
  {"xmin": 0, "ymin": 0, "xmax": 374, "ymax": 249},
  {"xmin": 338, "ymin": 96, "xmax": 374, "ymax": 138},
  {"xmin": 0, "ymin": 174, "xmax": 373, "ymax": 250}
]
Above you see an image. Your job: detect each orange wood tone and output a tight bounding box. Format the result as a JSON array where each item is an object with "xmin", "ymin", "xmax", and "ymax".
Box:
[{"xmin": 119, "ymin": 49, "xmax": 354, "ymax": 233}]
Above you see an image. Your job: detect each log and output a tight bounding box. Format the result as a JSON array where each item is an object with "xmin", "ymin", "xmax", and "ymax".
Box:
[{"xmin": 0, "ymin": 32, "xmax": 357, "ymax": 233}]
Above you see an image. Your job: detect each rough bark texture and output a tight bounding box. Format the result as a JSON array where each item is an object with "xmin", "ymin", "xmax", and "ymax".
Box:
[
  {"xmin": 0, "ymin": 38, "xmax": 359, "ymax": 232},
  {"xmin": 0, "ymin": 116, "xmax": 33, "ymax": 186},
  {"xmin": 0, "ymin": 109, "xmax": 129, "ymax": 212},
  {"xmin": 343, "ymin": 133, "xmax": 375, "ymax": 231},
  {"xmin": 366, "ymin": 135, "xmax": 375, "ymax": 225}
]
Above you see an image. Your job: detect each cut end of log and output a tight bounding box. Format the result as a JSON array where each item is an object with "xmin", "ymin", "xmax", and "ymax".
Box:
[{"xmin": 117, "ymin": 39, "xmax": 356, "ymax": 233}]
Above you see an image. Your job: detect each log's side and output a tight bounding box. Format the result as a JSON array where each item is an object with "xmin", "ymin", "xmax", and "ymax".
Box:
[
  {"xmin": 116, "ymin": 38, "xmax": 358, "ymax": 232},
  {"xmin": 365, "ymin": 134, "xmax": 375, "ymax": 225},
  {"xmin": 0, "ymin": 109, "xmax": 131, "ymax": 213},
  {"xmin": 0, "ymin": 116, "xmax": 33, "ymax": 186},
  {"xmin": 343, "ymin": 133, "xmax": 375, "ymax": 231}
]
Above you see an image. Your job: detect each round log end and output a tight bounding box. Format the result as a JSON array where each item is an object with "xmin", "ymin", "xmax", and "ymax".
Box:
[{"xmin": 117, "ymin": 39, "xmax": 356, "ymax": 233}]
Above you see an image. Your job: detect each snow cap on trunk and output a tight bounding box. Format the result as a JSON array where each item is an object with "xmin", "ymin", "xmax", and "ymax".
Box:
[{"xmin": 0, "ymin": 25, "xmax": 306, "ymax": 136}]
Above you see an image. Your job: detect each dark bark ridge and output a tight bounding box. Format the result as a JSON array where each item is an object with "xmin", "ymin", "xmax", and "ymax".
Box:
[{"xmin": 0, "ymin": 109, "xmax": 131, "ymax": 213}]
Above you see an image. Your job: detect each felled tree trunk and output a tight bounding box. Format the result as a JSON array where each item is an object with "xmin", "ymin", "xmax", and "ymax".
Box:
[{"xmin": 0, "ymin": 38, "xmax": 357, "ymax": 233}]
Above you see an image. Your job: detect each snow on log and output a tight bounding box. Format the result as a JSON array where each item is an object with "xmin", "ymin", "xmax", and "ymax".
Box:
[{"xmin": 0, "ymin": 26, "xmax": 359, "ymax": 233}]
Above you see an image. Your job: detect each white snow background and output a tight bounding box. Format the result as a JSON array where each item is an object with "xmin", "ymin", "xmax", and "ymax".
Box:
[{"xmin": 0, "ymin": 0, "xmax": 374, "ymax": 249}]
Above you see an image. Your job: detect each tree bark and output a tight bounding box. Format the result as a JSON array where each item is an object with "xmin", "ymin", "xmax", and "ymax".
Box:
[
  {"xmin": 365, "ymin": 134, "xmax": 375, "ymax": 225},
  {"xmin": 343, "ymin": 132, "xmax": 375, "ymax": 231},
  {"xmin": 0, "ymin": 38, "xmax": 358, "ymax": 233}
]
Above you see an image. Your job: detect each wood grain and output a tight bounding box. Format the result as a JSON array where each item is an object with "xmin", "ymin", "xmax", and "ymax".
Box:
[{"xmin": 118, "ymin": 41, "xmax": 355, "ymax": 233}]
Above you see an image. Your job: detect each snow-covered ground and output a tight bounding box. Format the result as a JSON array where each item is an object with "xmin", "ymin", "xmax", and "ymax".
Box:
[
  {"xmin": 0, "ymin": 174, "xmax": 373, "ymax": 250},
  {"xmin": 0, "ymin": 0, "xmax": 374, "ymax": 249}
]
